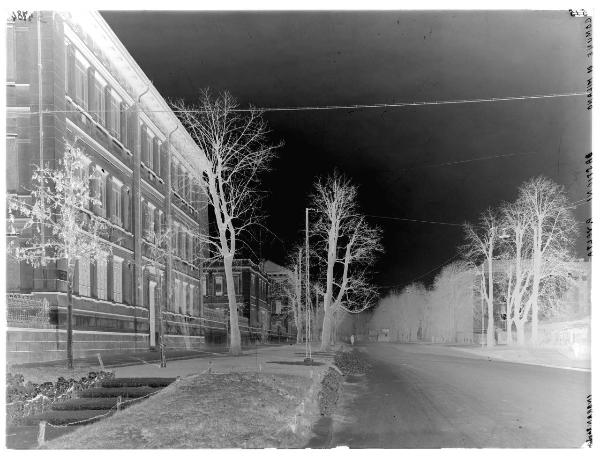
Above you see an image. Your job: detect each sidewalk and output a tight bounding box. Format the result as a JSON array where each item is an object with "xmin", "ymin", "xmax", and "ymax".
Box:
[
  {"xmin": 8, "ymin": 343, "xmax": 291, "ymax": 384},
  {"xmin": 113, "ymin": 343, "xmax": 332, "ymax": 379},
  {"xmin": 449, "ymin": 345, "xmax": 591, "ymax": 371}
]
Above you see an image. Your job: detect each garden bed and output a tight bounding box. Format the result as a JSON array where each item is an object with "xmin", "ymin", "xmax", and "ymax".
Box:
[{"xmin": 43, "ymin": 372, "xmax": 320, "ymax": 448}]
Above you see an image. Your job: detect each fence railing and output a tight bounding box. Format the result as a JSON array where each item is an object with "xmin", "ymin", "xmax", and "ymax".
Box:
[{"xmin": 7, "ymin": 294, "xmax": 51, "ymax": 328}]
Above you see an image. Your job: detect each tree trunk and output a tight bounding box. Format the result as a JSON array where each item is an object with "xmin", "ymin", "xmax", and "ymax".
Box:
[
  {"xmin": 515, "ymin": 320, "xmax": 525, "ymax": 346},
  {"xmin": 223, "ymin": 255, "xmax": 242, "ymax": 355},
  {"xmin": 486, "ymin": 258, "xmax": 495, "ymax": 347},
  {"xmin": 320, "ymin": 308, "xmax": 333, "ymax": 351},
  {"xmin": 66, "ymin": 266, "xmax": 74, "ymax": 369},
  {"xmin": 157, "ymin": 275, "xmax": 166, "ymax": 368},
  {"xmin": 506, "ymin": 318, "xmax": 513, "ymax": 346}
]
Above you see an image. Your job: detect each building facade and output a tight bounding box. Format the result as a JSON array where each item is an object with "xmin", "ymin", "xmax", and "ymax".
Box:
[
  {"xmin": 6, "ymin": 11, "xmax": 209, "ymax": 363},
  {"xmin": 263, "ymin": 260, "xmax": 296, "ymax": 338},
  {"xmin": 202, "ymin": 259, "xmax": 272, "ymax": 343}
]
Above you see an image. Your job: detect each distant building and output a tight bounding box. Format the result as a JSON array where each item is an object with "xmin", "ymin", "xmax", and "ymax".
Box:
[
  {"xmin": 263, "ymin": 260, "xmax": 296, "ymax": 338},
  {"xmin": 202, "ymin": 259, "xmax": 271, "ymax": 343},
  {"xmin": 6, "ymin": 11, "xmax": 209, "ymax": 363}
]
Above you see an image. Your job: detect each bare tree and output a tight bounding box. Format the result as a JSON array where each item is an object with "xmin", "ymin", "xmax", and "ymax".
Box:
[
  {"xmin": 280, "ymin": 246, "xmax": 304, "ymax": 344},
  {"xmin": 517, "ymin": 176, "xmax": 578, "ymax": 345},
  {"xmin": 310, "ymin": 173, "xmax": 383, "ymax": 351},
  {"xmin": 7, "ymin": 142, "xmax": 110, "ymax": 368},
  {"xmin": 498, "ymin": 177, "xmax": 578, "ymax": 345},
  {"xmin": 172, "ymin": 90, "xmax": 280, "ymax": 354},
  {"xmin": 462, "ymin": 208, "xmax": 500, "ymax": 347}
]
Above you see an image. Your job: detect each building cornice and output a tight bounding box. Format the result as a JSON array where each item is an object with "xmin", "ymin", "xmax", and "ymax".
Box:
[{"xmin": 60, "ymin": 11, "xmax": 209, "ymax": 177}]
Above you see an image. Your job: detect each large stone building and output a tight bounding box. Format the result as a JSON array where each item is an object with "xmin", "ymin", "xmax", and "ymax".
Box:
[{"xmin": 6, "ymin": 11, "xmax": 209, "ymax": 363}]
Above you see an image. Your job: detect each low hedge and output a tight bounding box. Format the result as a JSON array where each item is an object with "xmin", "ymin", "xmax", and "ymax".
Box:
[
  {"xmin": 334, "ymin": 349, "xmax": 370, "ymax": 375},
  {"xmin": 100, "ymin": 377, "xmax": 176, "ymax": 388},
  {"xmin": 79, "ymin": 386, "xmax": 160, "ymax": 398},
  {"xmin": 317, "ymin": 367, "xmax": 344, "ymax": 416},
  {"xmin": 51, "ymin": 398, "xmax": 119, "ymax": 411},
  {"xmin": 23, "ymin": 409, "xmax": 112, "ymax": 426}
]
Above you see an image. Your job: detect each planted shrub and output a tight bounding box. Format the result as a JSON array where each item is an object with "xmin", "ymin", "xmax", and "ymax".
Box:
[
  {"xmin": 334, "ymin": 349, "xmax": 370, "ymax": 375},
  {"xmin": 6, "ymin": 371, "xmax": 114, "ymax": 426},
  {"xmin": 318, "ymin": 367, "xmax": 343, "ymax": 416}
]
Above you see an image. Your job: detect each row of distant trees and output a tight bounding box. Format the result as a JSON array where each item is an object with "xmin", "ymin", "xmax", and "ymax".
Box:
[
  {"xmin": 370, "ymin": 176, "xmax": 580, "ymax": 347},
  {"xmin": 369, "ymin": 261, "xmax": 473, "ymax": 344}
]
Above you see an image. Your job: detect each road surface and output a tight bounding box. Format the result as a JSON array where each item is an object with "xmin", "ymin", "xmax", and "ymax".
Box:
[{"xmin": 313, "ymin": 343, "xmax": 590, "ymax": 448}]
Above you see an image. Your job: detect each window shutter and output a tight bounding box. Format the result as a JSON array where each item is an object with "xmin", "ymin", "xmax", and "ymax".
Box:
[
  {"xmin": 67, "ymin": 45, "xmax": 75, "ymax": 97},
  {"xmin": 104, "ymin": 87, "xmax": 112, "ymax": 132},
  {"xmin": 73, "ymin": 260, "xmax": 80, "ymax": 295},
  {"xmin": 106, "ymin": 259, "xmax": 112, "ymax": 301},
  {"xmin": 153, "ymin": 137, "xmax": 159, "ymax": 173},
  {"xmin": 122, "ymin": 188, "xmax": 129, "ymax": 231},
  {"xmin": 90, "ymin": 261, "xmax": 97, "ymax": 298},
  {"xmin": 105, "ymin": 176, "xmax": 112, "ymax": 221},
  {"xmin": 87, "ymin": 68, "xmax": 96, "ymax": 119},
  {"xmin": 120, "ymin": 103, "xmax": 127, "ymax": 146},
  {"xmin": 123, "ymin": 263, "xmax": 131, "ymax": 305}
]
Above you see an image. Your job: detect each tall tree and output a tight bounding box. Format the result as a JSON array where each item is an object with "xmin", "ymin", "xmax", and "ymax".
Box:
[
  {"xmin": 517, "ymin": 176, "xmax": 578, "ymax": 345},
  {"xmin": 310, "ymin": 173, "xmax": 383, "ymax": 351},
  {"xmin": 172, "ymin": 90, "xmax": 279, "ymax": 354},
  {"xmin": 281, "ymin": 246, "xmax": 304, "ymax": 344},
  {"xmin": 463, "ymin": 208, "xmax": 500, "ymax": 347},
  {"xmin": 7, "ymin": 142, "xmax": 110, "ymax": 368},
  {"xmin": 498, "ymin": 177, "xmax": 578, "ymax": 345}
]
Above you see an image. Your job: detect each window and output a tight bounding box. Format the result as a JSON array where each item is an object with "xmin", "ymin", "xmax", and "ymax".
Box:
[
  {"xmin": 113, "ymin": 256, "xmax": 123, "ymax": 303},
  {"xmin": 122, "ymin": 187, "xmax": 130, "ymax": 231},
  {"xmin": 275, "ymin": 300, "xmax": 282, "ymax": 314},
  {"xmin": 146, "ymin": 131, "xmax": 153, "ymax": 169},
  {"xmin": 147, "ymin": 203, "xmax": 156, "ymax": 239},
  {"xmin": 190, "ymin": 285, "xmax": 195, "ymax": 315},
  {"xmin": 202, "ymin": 276, "xmax": 207, "ymax": 296},
  {"xmin": 234, "ymin": 275, "xmax": 241, "ymax": 295},
  {"xmin": 109, "ymin": 92, "xmax": 121, "ymax": 139},
  {"xmin": 7, "ymin": 24, "xmax": 15, "ymax": 81},
  {"xmin": 6, "ymin": 137, "xmax": 17, "ymax": 191},
  {"xmin": 157, "ymin": 210, "xmax": 163, "ymax": 238},
  {"xmin": 188, "ymin": 233, "xmax": 194, "ymax": 261},
  {"xmin": 74, "ymin": 60, "xmax": 88, "ymax": 108},
  {"xmin": 93, "ymin": 168, "xmax": 107, "ymax": 216},
  {"xmin": 251, "ymin": 274, "xmax": 255, "ymax": 295},
  {"xmin": 111, "ymin": 180, "xmax": 122, "ymax": 225},
  {"xmin": 97, "ymin": 258, "xmax": 107, "ymax": 300},
  {"xmin": 93, "ymin": 78, "xmax": 106, "ymax": 124},
  {"xmin": 174, "ymin": 279, "xmax": 180, "ymax": 312},
  {"xmin": 215, "ymin": 276, "xmax": 223, "ymax": 296},
  {"xmin": 78, "ymin": 257, "xmax": 91, "ymax": 296},
  {"xmin": 182, "ymin": 282, "xmax": 188, "ymax": 314}
]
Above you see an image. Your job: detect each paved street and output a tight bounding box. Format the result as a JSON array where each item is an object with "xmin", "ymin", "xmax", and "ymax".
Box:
[{"xmin": 319, "ymin": 343, "xmax": 590, "ymax": 448}]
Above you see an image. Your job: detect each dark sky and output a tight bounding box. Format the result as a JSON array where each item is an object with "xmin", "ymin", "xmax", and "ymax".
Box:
[{"xmin": 102, "ymin": 10, "xmax": 591, "ymax": 291}]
